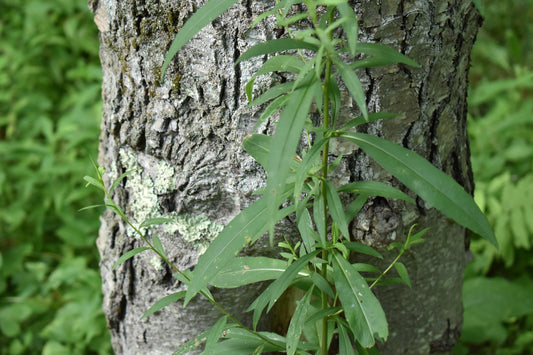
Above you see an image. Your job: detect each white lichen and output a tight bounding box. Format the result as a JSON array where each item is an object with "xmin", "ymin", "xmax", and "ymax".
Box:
[{"xmin": 118, "ymin": 147, "xmax": 222, "ymax": 254}]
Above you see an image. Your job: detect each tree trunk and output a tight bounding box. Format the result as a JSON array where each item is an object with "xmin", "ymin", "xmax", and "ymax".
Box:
[{"xmin": 90, "ymin": 0, "xmax": 481, "ymax": 354}]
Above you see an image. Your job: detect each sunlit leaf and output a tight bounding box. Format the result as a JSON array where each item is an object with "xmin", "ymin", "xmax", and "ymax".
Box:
[
  {"xmin": 184, "ymin": 198, "xmax": 295, "ymax": 305},
  {"xmin": 265, "ymin": 74, "xmax": 320, "ymax": 237},
  {"xmin": 203, "ymin": 316, "xmax": 228, "ymax": 354},
  {"xmin": 331, "ymin": 251, "xmax": 388, "ymax": 348},
  {"xmin": 340, "ymin": 132, "xmax": 497, "ymax": 246},
  {"xmin": 338, "ymin": 180, "xmax": 415, "ymax": 204},
  {"xmin": 211, "ymin": 257, "xmax": 289, "ymax": 288},
  {"xmin": 236, "ymin": 38, "xmax": 319, "ymax": 65},
  {"xmin": 324, "ymin": 179, "xmax": 350, "ymax": 239},
  {"xmin": 286, "ymin": 286, "xmax": 313, "ymax": 355},
  {"xmin": 332, "ymin": 56, "xmax": 368, "ymax": 120},
  {"xmin": 247, "ymin": 250, "xmax": 320, "ymax": 329},
  {"xmin": 394, "ymin": 262, "xmax": 411, "ymax": 288}
]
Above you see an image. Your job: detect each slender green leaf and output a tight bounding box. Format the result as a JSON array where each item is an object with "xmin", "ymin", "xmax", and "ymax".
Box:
[
  {"xmin": 332, "ymin": 56, "xmax": 368, "ymax": 120},
  {"xmin": 152, "ymin": 234, "xmax": 166, "ymax": 258},
  {"xmin": 173, "ymin": 325, "xmax": 236, "ymax": 355},
  {"xmin": 337, "ymin": 2, "xmax": 358, "ymax": 56},
  {"xmin": 161, "ymin": 0, "xmax": 239, "ymax": 80},
  {"xmin": 339, "ymin": 112, "xmax": 398, "ymax": 131},
  {"xmin": 256, "ymin": 55, "xmax": 304, "ymax": 76},
  {"xmin": 211, "ymin": 257, "xmax": 291, "ymax": 288},
  {"xmin": 297, "ymin": 208, "xmax": 319, "ymax": 253},
  {"xmin": 78, "ymin": 204, "xmax": 106, "ymax": 212},
  {"xmin": 338, "ymin": 180, "xmax": 415, "ymax": 204},
  {"xmin": 286, "ymin": 286, "xmax": 314, "ymax": 355},
  {"xmin": 83, "ymin": 175, "xmax": 105, "ymax": 192},
  {"xmin": 394, "ymin": 262, "xmax": 411, "ymax": 288},
  {"xmin": 247, "ymin": 250, "xmax": 320, "ymax": 329},
  {"xmin": 245, "ymin": 76, "xmax": 256, "ymax": 102},
  {"xmin": 331, "ymin": 251, "xmax": 388, "ymax": 348},
  {"xmin": 293, "ymin": 137, "xmax": 329, "ymax": 209},
  {"xmin": 184, "ymin": 198, "xmax": 295, "ymax": 305},
  {"xmin": 236, "ymin": 38, "xmax": 319, "ymax": 65},
  {"xmin": 310, "ymin": 271, "xmax": 335, "ymax": 298},
  {"xmin": 354, "ymin": 43, "xmax": 421, "ymax": 69},
  {"xmin": 249, "ymin": 81, "xmax": 294, "ymax": 107},
  {"xmin": 344, "ymin": 193, "xmax": 368, "ymax": 223},
  {"xmin": 344, "ymin": 242, "xmax": 383, "ymax": 259},
  {"xmin": 265, "ymin": 74, "xmax": 320, "ymax": 236},
  {"xmin": 256, "ymin": 94, "xmax": 290, "ymax": 128},
  {"xmin": 141, "ymin": 291, "xmax": 186, "ymax": 320},
  {"xmin": 338, "ymin": 321, "xmax": 357, "ymax": 355},
  {"xmin": 139, "ymin": 217, "xmax": 174, "ymax": 229},
  {"xmin": 202, "ymin": 316, "xmax": 228, "ymax": 354},
  {"xmin": 110, "ymin": 169, "xmax": 137, "ymax": 193},
  {"xmin": 112, "ymin": 247, "xmax": 151, "ymax": 269},
  {"xmin": 340, "ymin": 132, "xmax": 497, "ymax": 246},
  {"xmin": 306, "ymin": 307, "xmax": 342, "ymax": 324},
  {"xmin": 243, "ymin": 134, "xmax": 272, "ymax": 169},
  {"xmin": 324, "ymin": 179, "xmax": 350, "ymax": 239}
]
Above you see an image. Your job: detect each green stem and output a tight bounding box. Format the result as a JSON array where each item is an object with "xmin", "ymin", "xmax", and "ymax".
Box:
[
  {"xmin": 319, "ymin": 7, "xmax": 335, "ymax": 354},
  {"xmin": 320, "ymin": 43, "xmax": 334, "ymax": 355}
]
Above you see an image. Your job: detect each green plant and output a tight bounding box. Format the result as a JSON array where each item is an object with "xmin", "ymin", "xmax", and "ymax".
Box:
[
  {"xmin": 87, "ymin": 0, "xmax": 495, "ymax": 353},
  {"xmin": 453, "ymin": 0, "xmax": 533, "ymax": 353},
  {"xmin": 0, "ymin": 0, "xmax": 110, "ymax": 353}
]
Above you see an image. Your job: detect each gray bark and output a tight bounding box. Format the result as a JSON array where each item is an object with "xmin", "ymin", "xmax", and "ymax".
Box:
[{"xmin": 90, "ymin": 0, "xmax": 481, "ymax": 354}]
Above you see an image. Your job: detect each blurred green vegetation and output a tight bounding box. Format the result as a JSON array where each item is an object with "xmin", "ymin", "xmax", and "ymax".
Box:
[
  {"xmin": 0, "ymin": 0, "xmax": 110, "ymax": 354},
  {"xmin": 1, "ymin": 0, "xmax": 531, "ymax": 354},
  {"xmin": 455, "ymin": 0, "xmax": 533, "ymax": 354}
]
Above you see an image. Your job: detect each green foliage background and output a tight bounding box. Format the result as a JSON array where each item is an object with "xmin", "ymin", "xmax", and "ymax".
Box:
[
  {"xmin": 0, "ymin": 0, "xmax": 530, "ymax": 354},
  {"xmin": 455, "ymin": 0, "xmax": 533, "ymax": 354},
  {"xmin": 0, "ymin": 0, "xmax": 110, "ymax": 353}
]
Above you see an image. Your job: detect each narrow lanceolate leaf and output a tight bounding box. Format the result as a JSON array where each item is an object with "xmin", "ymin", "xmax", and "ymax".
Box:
[
  {"xmin": 394, "ymin": 262, "xmax": 411, "ymax": 288},
  {"xmin": 141, "ymin": 291, "xmax": 186, "ymax": 320},
  {"xmin": 211, "ymin": 257, "xmax": 289, "ymax": 288},
  {"xmin": 247, "ymin": 250, "xmax": 320, "ymax": 329},
  {"xmin": 161, "ymin": 0, "xmax": 239, "ymax": 80},
  {"xmin": 203, "ymin": 316, "xmax": 228, "ymax": 354},
  {"xmin": 255, "ymin": 55, "xmax": 304, "ymax": 76},
  {"xmin": 139, "ymin": 217, "xmax": 174, "ymax": 229},
  {"xmin": 354, "ymin": 43, "xmax": 421, "ymax": 69},
  {"xmin": 332, "ymin": 251, "xmax": 388, "ymax": 348},
  {"xmin": 286, "ymin": 287, "xmax": 314, "ymax": 355},
  {"xmin": 332, "ymin": 56, "xmax": 368, "ymax": 120},
  {"xmin": 109, "ymin": 169, "xmax": 137, "ymax": 193},
  {"xmin": 83, "ymin": 175, "xmax": 105, "ymax": 192},
  {"xmin": 184, "ymin": 197, "xmax": 295, "ymax": 305},
  {"xmin": 340, "ymin": 132, "xmax": 497, "ymax": 246},
  {"xmin": 112, "ymin": 247, "xmax": 151, "ymax": 269},
  {"xmin": 337, "ymin": 321, "xmax": 357, "ymax": 355},
  {"xmin": 152, "ymin": 234, "xmax": 166, "ymax": 258},
  {"xmin": 337, "ymin": 1, "xmax": 358, "ymax": 56},
  {"xmin": 338, "ymin": 180, "xmax": 415, "ymax": 204},
  {"xmin": 265, "ymin": 75, "xmax": 320, "ymax": 236},
  {"xmin": 236, "ymin": 38, "xmax": 319, "ymax": 65},
  {"xmin": 324, "ymin": 179, "xmax": 350, "ymax": 239},
  {"xmin": 248, "ymin": 81, "xmax": 293, "ymax": 107},
  {"xmin": 243, "ymin": 134, "xmax": 272, "ymax": 170}
]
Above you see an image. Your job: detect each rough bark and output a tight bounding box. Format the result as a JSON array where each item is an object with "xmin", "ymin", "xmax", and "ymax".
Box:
[{"xmin": 90, "ymin": 0, "xmax": 481, "ymax": 354}]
